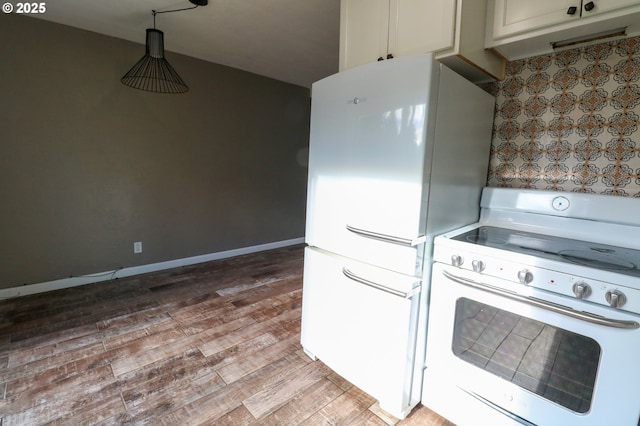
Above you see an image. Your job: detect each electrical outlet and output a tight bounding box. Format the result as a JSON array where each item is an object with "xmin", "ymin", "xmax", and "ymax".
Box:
[{"xmin": 134, "ymin": 241, "xmax": 142, "ymax": 254}]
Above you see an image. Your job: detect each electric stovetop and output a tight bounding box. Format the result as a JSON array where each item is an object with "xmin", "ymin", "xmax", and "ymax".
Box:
[{"xmin": 452, "ymin": 226, "xmax": 640, "ymax": 279}]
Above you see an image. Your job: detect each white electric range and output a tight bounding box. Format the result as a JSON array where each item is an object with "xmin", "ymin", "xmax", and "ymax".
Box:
[{"xmin": 423, "ymin": 188, "xmax": 640, "ymax": 426}]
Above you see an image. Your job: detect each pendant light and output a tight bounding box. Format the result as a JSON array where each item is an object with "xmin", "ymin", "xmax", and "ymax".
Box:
[{"xmin": 121, "ymin": 0, "xmax": 208, "ymax": 94}]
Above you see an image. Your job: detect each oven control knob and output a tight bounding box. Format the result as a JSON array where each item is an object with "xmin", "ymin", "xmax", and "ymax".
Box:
[
  {"xmin": 605, "ymin": 290, "xmax": 627, "ymax": 308},
  {"xmin": 572, "ymin": 282, "xmax": 592, "ymax": 299},
  {"xmin": 472, "ymin": 260, "xmax": 485, "ymax": 273},
  {"xmin": 451, "ymin": 255, "xmax": 464, "ymax": 267},
  {"xmin": 517, "ymin": 269, "xmax": 533, "ymax": 284}
]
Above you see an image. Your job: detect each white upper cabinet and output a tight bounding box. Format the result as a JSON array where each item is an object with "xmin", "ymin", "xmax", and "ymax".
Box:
[
  {"xmin": 339, "ymin": 0, "xmax": 390, "ymax": 71},
  {"xmin": 493, "ymin": 0, "xmax": 582, "ymax": 38},
  {"xmin": 487, "ymin": 0, "xmax": 640, "ymax": 59},
  {"xmin": 436, "ymin": 0, "xmax": 505, "ymax": 82},
  {"xmin": 388, "ymin": 0, "xmax": 456, "ymax": 59},
  {"xmin": 339, "ymin": 0, "xmax": 455, "ymax": 70},
  {"xmin": 340, "ymin": 0, "xmax": 504, "ymax": 82}
]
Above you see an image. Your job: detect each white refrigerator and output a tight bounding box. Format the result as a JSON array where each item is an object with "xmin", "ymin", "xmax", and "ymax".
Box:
[{"xmin": 300, "ymin": 53, "xmax": 494, "ymax": 418}]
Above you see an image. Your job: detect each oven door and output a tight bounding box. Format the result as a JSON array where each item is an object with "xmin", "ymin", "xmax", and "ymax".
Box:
[{"xmin": 423, "ymin": 263, "xmax": 640, "ymax": 426}]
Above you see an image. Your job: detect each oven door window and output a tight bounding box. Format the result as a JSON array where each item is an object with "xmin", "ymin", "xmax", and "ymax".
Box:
[{"xmin": 453, "ymin": 298, "xmax": 601, "ymax": 413}]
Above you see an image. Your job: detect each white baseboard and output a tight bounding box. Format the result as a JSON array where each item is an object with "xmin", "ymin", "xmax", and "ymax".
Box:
[{"xmin": 0, "ymin": 238, "xmax": 305, "ymax": 300}]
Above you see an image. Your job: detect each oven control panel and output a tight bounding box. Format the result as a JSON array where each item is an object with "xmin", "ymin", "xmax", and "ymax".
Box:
[{"xmin": 433, "ymin": 244, "xmax": 640, "ymax": 315}]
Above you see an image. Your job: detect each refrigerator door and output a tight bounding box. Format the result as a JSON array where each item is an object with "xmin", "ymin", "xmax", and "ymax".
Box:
[
  {"xmin": 300, "ymin": 246, "xmax": 421, "ymax": 418},
  {"xmin": 305, "ymin": 55, "xmax": 439, "ymax": 276}
]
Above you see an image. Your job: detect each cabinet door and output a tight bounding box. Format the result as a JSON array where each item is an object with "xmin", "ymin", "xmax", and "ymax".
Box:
[
  {"xmin": 339, "ymin": 0, "xmax": 390, "ymax": 70},
  {"xmin": 588, "ymin": 0, "xmax": 640, "ymax": 16},
  {"xmin": 491, "ymin": 0, "xmax": 580, "ymax": 39},
  {"xmin": 389, "ymin": 0, "xmax": 456, "ymax": 57}
]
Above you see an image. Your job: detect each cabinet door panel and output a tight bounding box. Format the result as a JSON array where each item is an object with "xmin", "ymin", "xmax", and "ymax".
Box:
[
  {"xmin": 339, "ymin": 0, "xmax": 389, "ymax": 70},
  {"xmin": 492, "ymin": 0, "xmax": 580, "ymax": 39},
  {"xmin": 490, "ymin": 0, "xmax": 640, "ymax": 45},
  {"xmin": 589, "ymin": 0, "xmax": 640, "ymax": 15},
  {"xmin": 389, "ymin": 0, "xmax": 456, "ymax": 56}
]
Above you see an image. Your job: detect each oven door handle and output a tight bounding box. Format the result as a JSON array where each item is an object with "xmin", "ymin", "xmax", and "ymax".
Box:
[
  {"xmin": 343, "ymin": 268, "xmax": 420, "ymax": 299},
  {"xmin": 443, "ymin": 270, "xmax": 640, "ymax": 330}
]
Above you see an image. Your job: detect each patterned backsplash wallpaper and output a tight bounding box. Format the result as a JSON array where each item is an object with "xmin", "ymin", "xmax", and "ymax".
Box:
[{"xmin": 486, "ymin": 36, "xmax": 640, "ymax": 196}]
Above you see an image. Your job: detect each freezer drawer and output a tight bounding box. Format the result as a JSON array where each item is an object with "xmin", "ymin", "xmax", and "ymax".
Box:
[{"xmin": 300, "ymin": 246, "xmax": 421, "ymax": 419}]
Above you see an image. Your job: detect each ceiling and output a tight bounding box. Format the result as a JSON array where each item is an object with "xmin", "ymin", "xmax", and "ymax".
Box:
[{"xmin": 33, "ymin": 0, "xmax": 341, "ymax": 88}]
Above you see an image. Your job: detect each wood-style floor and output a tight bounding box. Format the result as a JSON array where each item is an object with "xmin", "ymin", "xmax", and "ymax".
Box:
[{"xmin": 0, "ymin": 245, "xmax": 454, "ymax": 425}]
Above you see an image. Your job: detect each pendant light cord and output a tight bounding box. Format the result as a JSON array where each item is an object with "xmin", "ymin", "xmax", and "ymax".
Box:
[{"xmin": 152, "ymin": 4, "xmax": 200, "ymax": 28}]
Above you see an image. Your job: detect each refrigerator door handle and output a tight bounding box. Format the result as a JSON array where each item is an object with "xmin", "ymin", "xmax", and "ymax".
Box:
[
  {"xmin": 346, "ymin": 224, "xmax": 426, "ymax": 247},
  {"xmin": 342, "ymin": 267, "xmax": 421, "ymax": 299}
]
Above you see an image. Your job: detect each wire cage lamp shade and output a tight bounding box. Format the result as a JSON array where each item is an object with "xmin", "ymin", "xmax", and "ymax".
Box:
[
  {"xmin": 120, "ymin": 0, "xmax": 208, "ymax": 94},
  {"xmin": 121, "ymin": 29, "xmax": 188, "ymax": 94}
]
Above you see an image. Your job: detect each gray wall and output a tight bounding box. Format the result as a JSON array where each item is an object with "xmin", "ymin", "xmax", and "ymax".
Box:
[{"xmin": 0, "ymin": 15, "xmax": 311, "ymax": 289}]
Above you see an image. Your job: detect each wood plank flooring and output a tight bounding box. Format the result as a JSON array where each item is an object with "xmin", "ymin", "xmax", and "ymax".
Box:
[{"xmin": 0, "ymin": 245, "xmax": 454, "ymax": 425}]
